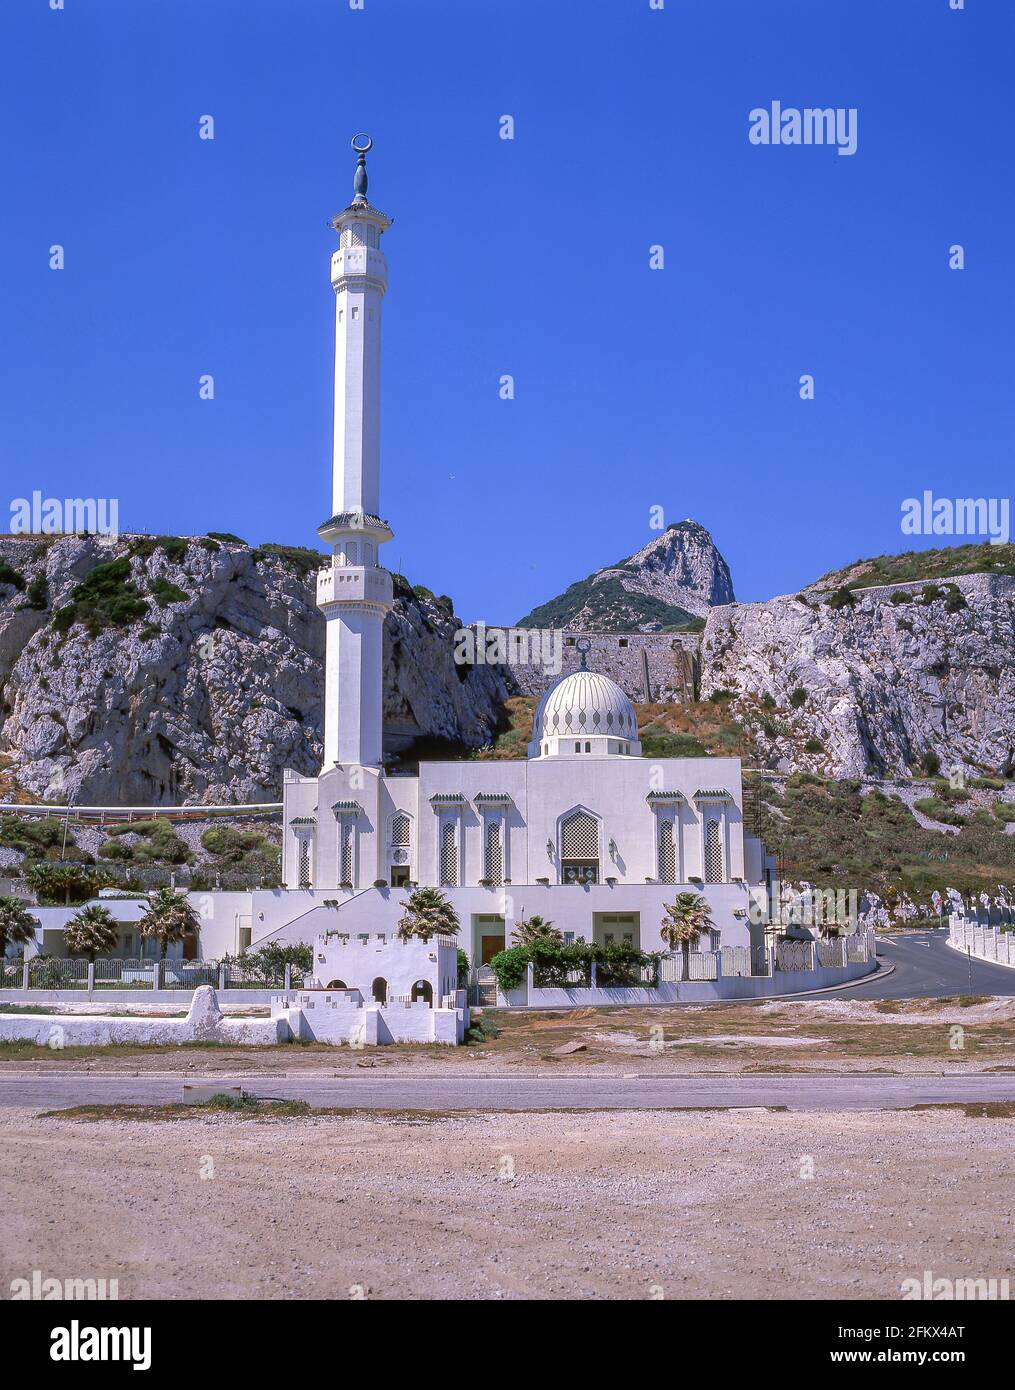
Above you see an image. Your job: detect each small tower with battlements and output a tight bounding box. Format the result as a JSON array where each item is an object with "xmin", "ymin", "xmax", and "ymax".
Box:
[{"xmin": 317, "ymin": 135, "xmax": 394, "ymax": 770}]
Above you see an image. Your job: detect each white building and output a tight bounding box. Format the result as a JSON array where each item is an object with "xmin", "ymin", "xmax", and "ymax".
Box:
[
  {"xmin": 272, "ymin": 137, "xmax": 778, "ymax": 971},
  {"xmin": 21, "ymin": 137, "xmax": 781, "ymax": 985}
]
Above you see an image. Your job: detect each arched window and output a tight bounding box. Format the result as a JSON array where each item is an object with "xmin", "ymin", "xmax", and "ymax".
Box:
[
  {"xmin": 560, "ymin": 809, "xmax": 599, "ymax": 884},
  {"xmin": 372, "ymin": 977, "xmax": 387, "ymax": 1004},
  {"xmin": 340, "ymin": 821, "xmax": 355, "ymax": 886},
  {"xmin": 296, "ymin": 833, "xmax": 313, "ymax": 889},
  {"xmin": 704, "ymin": 818, "xmax": 723, "ymax": 883},
  {"xmin": 411, "ymin": 980, "xmax": 433, "ymax": 1007},
  {"xmin": 391, "ymin": 812, "xmax": 410, "ymax": 847},
  {"xmin": 658, "ymin": 818, "xmax": 676, "ymax": 884},
  {"xmin": 326, "ymin": 979, "xmax": 347, "ymax": 990},
  {"xmin": 440, "ymin": 820, "xmax": 458, "ymax": 886},
  {"xmin": 484, "ymin": 819, "xmax": 503, "ymax": 885}
]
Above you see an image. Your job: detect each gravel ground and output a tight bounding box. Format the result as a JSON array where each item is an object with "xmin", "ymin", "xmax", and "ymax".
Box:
[{"xmin": 1, "ymin": 1105, "xmax": 1012, "ymax": 1300}]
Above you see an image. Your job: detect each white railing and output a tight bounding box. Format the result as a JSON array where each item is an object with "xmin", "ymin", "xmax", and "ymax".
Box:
[
  {"xmin": 816, "ymin": 938, "xmax": 847, "ymax": 968},
  {"xmin": 720, "ymin": 945, "xmax": 752, "ymax": 977},
  {"xmin": 659, "ymin": 951, "xmax": 719, "ymax": 982},
  {"xmin": 949, "ymin": 917, "xmax": 1015, "ymax": 968},
  {"xmin": 776, "ymin": 940, "xmax": 815, "ymax": 972}
]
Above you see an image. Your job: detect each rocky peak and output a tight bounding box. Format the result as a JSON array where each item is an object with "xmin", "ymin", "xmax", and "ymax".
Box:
[{"xmin": 515, "ymin": 519, "xmax": 734, "ymax": 632}]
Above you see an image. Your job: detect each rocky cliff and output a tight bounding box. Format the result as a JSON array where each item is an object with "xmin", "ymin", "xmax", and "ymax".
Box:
[
  {"xmin": 0, "ymin": 535, "xmax": 508, "ymax": 804},
  {"xmin": 515, "ymin": 521, "xmax": 735, "ymax": 631},
  {"xmin": 701, "ymin": 573, "xmax": 1015, "ymax": 778}
]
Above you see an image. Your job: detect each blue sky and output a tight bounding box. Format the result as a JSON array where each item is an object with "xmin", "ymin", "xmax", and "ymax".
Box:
[{"xmin": 1, "ymin": 0, "xmax": 1012, "ymax": 622}]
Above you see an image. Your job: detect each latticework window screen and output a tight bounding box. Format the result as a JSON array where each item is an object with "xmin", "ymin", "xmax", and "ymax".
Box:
[
  {"xmin": 704, "ymin": 819, "xmax": 723, "ymax": 883},
  {"xmin": 340, "ymin": 823, "xmax": 354, "ymax": 884},
  {"xmin": 658, "ymin": 818, "xmax": 676, "ymax": 883},
  {"xmin": 484, "ymin": 819, "xmax": 502, "ymax": 885},
  {"xmin": 391, "ymin": 813, "xmax": 410, "ymax": 847},
  {"xmin": 440, "ymin": 820, "xmax": 458, "ymax": 886},
  {"xmin": 561, "ymin": 812, "xmax": 598, "ymax": 861},
  {"xmin": 298, "ymin": 836, "xmax": 312, "ymax": 889}
]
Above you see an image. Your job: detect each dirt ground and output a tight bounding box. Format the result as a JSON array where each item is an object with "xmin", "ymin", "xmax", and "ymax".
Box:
[
  {"xmin": 1, "ymin": 1104, "xmax": 1012, "ymax": 1300},
  {"xmin": 2, "ymin": 997, "xmax": 1013, "ymax": 1074}
]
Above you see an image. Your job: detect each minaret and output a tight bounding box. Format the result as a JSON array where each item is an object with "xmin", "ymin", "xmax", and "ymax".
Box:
[{"xmin": 317, "ymin": 134, "xmax": 394, "ymax": 770}]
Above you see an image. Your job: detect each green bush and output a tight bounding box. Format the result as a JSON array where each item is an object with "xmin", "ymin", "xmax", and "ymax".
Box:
[
  {"xmin": 993, "ymin": 802, "xmax": 1015, "ymax": 823},
  {"xmin": 206, "ymin": 532, "xmax": 246, "ymax": 545},
  {"xmin": 0, "ymin": 561, "xmax": 26, "ymax": 591},
  {"xmin": 639, "ymin": 729, "xmax": 707, "ymax": 758},
  {"xmin": 149, "ymin": 577, "xmax": 189, "ymax": 607},
  {"xmin": 0, "ymin": 816, "xmax": 69, "ymax": 855},
  {"xmin": 826, "ymin": 588, "xmax": 855, "ymax": 610},
  {"xmin": 98, "ymin": 840, "xmax": 133, "ymax": 861},
  {"xmin": 55, "ymin": 557, "xmax": 148, "ymax": 636},
  {"xmin": 914, "ymin": 797, "xmax": 966, "ymax": 827},
  {"xmin": 804, "ymin": 737, "xmax": 824, "ymax": 754},
  {"xmin": 251, "ymin": 544, "xmax": 323, "ymax": 575},
  {"xmin": 889, "ymin": 591, "xmax": 913, "ymax": 606},
  {"xmin": 789, "ymin": 687, "xmax": 807, "ymax": 709},
  {"xmin": 25, "ymin": 574, "xmax": 48, "ymax": 610},
  {"xmin": 129, "ymin": 536, "xmax": 189, "ymax": 563},
  {"xmin": 487, "ymin": 946, "xmax": 530, "ymax": 992}
]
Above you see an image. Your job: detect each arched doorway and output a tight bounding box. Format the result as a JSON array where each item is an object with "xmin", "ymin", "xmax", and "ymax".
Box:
[
  {"xmin": 325, "ymin": 979, "xmax": 347, "ymax": 990},
  {"xmin": 372, "ymin": 977, "xmax": 387, "ymax": 1004},
  {"xmin": 410, "ymin": 980, "xmax": 433, "ymax": 1007}
]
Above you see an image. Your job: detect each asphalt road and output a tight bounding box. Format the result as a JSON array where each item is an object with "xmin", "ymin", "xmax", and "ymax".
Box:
[
  {"xmin": 823, "ymin": 926, "xmax": 1015, "ymax": 1000},
  {"xmin": 2, "ymin": 1072, "xmax": 1014, "ymax": 1114}
]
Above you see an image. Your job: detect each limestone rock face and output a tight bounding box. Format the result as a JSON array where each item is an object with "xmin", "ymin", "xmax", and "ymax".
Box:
[
  {"xmin": 0, "ymin": 536, "xmax": 508, "ymax": 804},
  {"xmin": 516, "ymin": 520, "xmax": 735, "ymax": 631},
  {"xmin": 700, "ymin": 574, "xmax": 1015, "ymax": 777}
]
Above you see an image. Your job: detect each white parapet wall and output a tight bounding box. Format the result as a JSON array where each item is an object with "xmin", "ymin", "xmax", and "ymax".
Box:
[
  {"xmin": 0, "ymin": 987, "xmax": 285, "ymax": 1047},
  {"xmin": 271, "ymin": 990, "xmax": 467, "ymax": 1045},
  {"xmin": 948, "ymin": 917, "xmax": 1015, "ymax": 969}
]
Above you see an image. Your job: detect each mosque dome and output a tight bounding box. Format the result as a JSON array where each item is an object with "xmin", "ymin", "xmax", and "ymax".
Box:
[{"xmin": 528, "ymin": 669, "xmax": 642, "ymax": 759}]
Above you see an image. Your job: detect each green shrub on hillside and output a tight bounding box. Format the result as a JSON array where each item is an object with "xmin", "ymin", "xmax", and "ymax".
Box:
[
  {"xmin": 0, "ymin": 562, "xmax": 26, "ymax": 591},
  {"xmin": 149, "ymin": 577, "xmax": 189, "ymax": 607},
  {"xmin": 914, "ymin": 797, "xmax": 966, "ymax": 827},
  {"xmin": 53, "ymin": 557, "xmax": 148, "ymax": 637}
]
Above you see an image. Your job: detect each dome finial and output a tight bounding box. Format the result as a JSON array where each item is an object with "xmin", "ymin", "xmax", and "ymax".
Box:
[
  {"xmin": 351, "ymin": 133, "xmax": 373, "ymax": 204},
  {"xmin": 575, "ymin": 636, "xmax": 591, "ymax": 671}
]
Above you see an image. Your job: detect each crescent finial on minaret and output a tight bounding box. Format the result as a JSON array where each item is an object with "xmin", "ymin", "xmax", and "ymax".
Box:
[{"xmin": 351, "ymin": 132, "xmax": 372, "ymax": 204}]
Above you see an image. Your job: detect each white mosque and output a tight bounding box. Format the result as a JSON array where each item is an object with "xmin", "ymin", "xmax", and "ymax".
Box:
[
  {"xmin": 272, "ymin": 136, "xmax": 780, "ymax": 973},
  {"xmin": 20, "ymin": 138, "xmax": 813, "ymax": 1008}
]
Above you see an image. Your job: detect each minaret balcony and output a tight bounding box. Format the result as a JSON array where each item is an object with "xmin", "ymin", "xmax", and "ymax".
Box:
[
  {"xmin": 318, "ymin": 512, "xmax": 393, "ymax": 547},
  {"xmin": 317, "ymin": 564, "xmax": 393, "ymax": 611}
]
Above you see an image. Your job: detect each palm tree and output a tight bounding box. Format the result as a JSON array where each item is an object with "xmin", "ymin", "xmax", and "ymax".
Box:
[
  {"xmin": 138, "ymin": 887, "xmax": 200, "ymax": 960},
  {"xmin": 513, "ymin": 914, "xmax": 562, "ymax": 947},
  {"xmin": 22, "ymin": 861, "xmax": 101, "ymax": 906},
  {"xmin": 0, "ymin": 896, "xmax": 39, "ymax": 957},
  {"xmin": 65, "ymin": 904, "xmax": 120, "ymax": 962},
  {"xmin": 661, "ymin": 891, "xmax": 715, "ymax": 980},
  {"xmin": 397, "ymin": 886, "xmax": 459, "ymax": 942}
]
